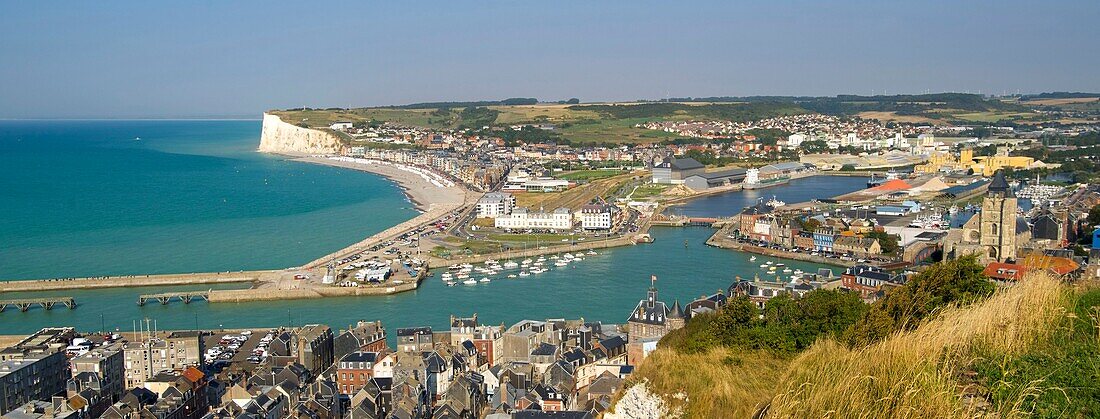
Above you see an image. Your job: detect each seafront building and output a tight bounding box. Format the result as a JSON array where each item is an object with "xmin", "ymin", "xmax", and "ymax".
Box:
[{"xmin": 494, "ymin": 207, "xmax": 573, "ymax": 231}]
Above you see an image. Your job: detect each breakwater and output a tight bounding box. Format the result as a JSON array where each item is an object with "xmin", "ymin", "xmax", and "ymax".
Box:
[{"xmin": 0, "ymin": 272, "xmax": 263, "ymax": 292}]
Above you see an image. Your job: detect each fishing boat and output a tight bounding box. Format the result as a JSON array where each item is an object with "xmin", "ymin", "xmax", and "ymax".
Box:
[
  {"xmin": 456, "ymin": 273, "xmax": 470, "ymax": 279},
  {"xmin": 503, "ymin": 261, "xmax": 519, "ymax": 269},
  {"xmin": 462, "ymin": 279, "xmax": 477, "ymax": 285},
  {"xmin": 446, "ymin": 281, "xmax": 456, "ymax": 287},
  {"xmin": 479, "ymin": 277, "xmax": 491, "ymax": 283},
  {"xmin": 554, "ymin": 261, "xmax": 569, "ymax": 267},
  {"xmin": 448, "ymin": 264, "xmax": 462, "ymax": 271},
  {"xmin": 518, "ymin": 271, "xmax": 530, "ymax": 277},
  {"xmin": 521, "ymin": 259, "xmax": 533, "ymax": 265},
  {"xmin": 749, "ymin": 256, "xmax": 757, "ymax": 262},
  {"xmin": 586, "ymin": 250, "xmax": 597, "ymax": 255},
  {"xmin": 782, "ymin": 268, "xmax": 792, "ymax": 273},
  {"xmin": 760, "ymin": 264, "xmax": 769, "ymax": 268},
  {"xmin": 507, "ymin": 274, "xmax": 517, "ymax": 279}
]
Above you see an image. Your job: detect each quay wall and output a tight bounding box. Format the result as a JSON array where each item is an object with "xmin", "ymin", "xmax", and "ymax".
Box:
[
  {"xmin": 258, "ymin": 113, "xmax": 344, "ymax": 155},
  {"xmin": 0, "ymin": 272, "xmax": 263, "ymax": 293},
  {"xmin": 208, "ymin": 279, "xmax": 420, "ymax": 303},
  {"xmin": 705, "ymin": 227, "xmax": 855, "ymax": 268}
]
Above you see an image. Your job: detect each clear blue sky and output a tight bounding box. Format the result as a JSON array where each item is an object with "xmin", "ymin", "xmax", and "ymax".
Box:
[{"xmin": 1, "ymin": 1, "xmax": 1098, "ymax": 118}]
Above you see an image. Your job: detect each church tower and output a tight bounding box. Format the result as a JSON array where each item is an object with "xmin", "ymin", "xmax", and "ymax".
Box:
[{"xmin": 980, "ymin": 170, "xmax": 1017, "ymax": 262}]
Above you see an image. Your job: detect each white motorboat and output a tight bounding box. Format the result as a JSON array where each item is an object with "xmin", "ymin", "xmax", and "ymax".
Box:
[
  {"xmin": 479, "ymin": 277, "xmax": 491, "ymax": 283},
  {"xmin": 518, "ymin": 271, "xmax": 530, "ymax": 277},
  {"xmin": 462, "ymin": 279, "xmax": 477, "ymax": 285}
]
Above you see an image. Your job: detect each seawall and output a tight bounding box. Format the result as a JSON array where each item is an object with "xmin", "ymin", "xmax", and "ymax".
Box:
[
  {"xmin": 258, "ymin": 113, "xmax": 345, "ymax": 155},
  {"xmin": 0, "ymin": 272, "xmax": 264, "ymax": 292}
]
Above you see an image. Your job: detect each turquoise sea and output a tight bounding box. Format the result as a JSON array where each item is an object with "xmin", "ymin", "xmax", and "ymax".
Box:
[
  {"xmin": 0, "ymin": 120, "xmax": 418, "ymax": 280},
  {"xmin": 0, "ymin": 120, "xmax": 867, "ymax": 336}
]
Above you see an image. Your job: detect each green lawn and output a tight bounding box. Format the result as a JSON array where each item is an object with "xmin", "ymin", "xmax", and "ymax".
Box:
[
  {"xmin": 631, "ymin": 184, "xmax": 670, "ymax": 199},
  {"xmin": 558, "ymin": 169, "xmax": 624, "ymax": 181}
]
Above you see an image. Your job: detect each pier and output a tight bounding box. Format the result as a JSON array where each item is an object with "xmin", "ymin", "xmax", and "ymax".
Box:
[
  {"xmin": 137, "ymin": 290, "xmax": 211, "ymax": 306},
  {"xmin": 0, "ymin": 297, "xmax": 76, "ymax": 312}
]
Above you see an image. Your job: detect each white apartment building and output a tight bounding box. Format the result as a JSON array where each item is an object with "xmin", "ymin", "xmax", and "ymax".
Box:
[
  {"xmin": 495, "ymin": 207, "xmax": 572, "ymax": 231},
  {"xmin": 581, "ymin": 202, "xmax": 620, "ymax": 230},
  {"xmin": 476, "ymin": 192, "xmax": 516, "ymax": 218}
]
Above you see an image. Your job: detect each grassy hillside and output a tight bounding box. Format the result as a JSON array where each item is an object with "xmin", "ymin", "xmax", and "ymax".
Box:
[{"xmin": 611, "ymin": 266, "xmax": 1099, "ymax": 418}]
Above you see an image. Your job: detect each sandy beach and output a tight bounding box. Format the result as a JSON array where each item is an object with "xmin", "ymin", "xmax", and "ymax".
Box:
[{"xmin": 290, "ymin": 155, "xmax": 468, "ymax": 212}]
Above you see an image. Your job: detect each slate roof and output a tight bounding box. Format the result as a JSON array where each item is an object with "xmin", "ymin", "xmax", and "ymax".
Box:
[
  {"xmin": 340, "ymin": 351, "xmax": 378, "ymax": 363},
  {"xmin": 988, "ymin": 170, "xmax": 1013, "ymax": 197},
  {"xmin": 668, "ymin": 157, "xmax": 704, "ymax": 171}
]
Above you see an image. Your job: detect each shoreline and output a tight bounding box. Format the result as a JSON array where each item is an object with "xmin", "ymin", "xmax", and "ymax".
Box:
[{"xmin": 280, "ymin": 154, "xmax": 468, "ymax": 213}]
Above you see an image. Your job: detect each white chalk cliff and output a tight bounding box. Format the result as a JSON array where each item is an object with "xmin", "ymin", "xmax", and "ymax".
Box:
[{"xmin": 258, "ymin": 113, "xmax": 344, "ymax": 154}]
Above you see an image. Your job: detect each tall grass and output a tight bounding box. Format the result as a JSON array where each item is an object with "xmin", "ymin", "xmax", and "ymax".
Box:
[
  {"xmin": 763, "ymin": 272, "xmax": 1067, "ymax": 418},
  {"xmin": 622, "ymin": 346, "xmax": 790, "ymax": 418}
]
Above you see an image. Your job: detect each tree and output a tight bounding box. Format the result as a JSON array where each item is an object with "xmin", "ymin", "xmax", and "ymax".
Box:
[
  {"xmin": 565, "ymin": 98, "xmax": 580, "ymax": 104},
  {"xmin": 843, "ymin": 255, "xmax": 993, "ymax": 346},
  {"xmin": 840, "ymin": 164, "xmax": 857, "ymax": 171},
  {"xmin": 1088, "ymin": 204, "xmax": 1100, "ymax": 227},
  {"xmin": 866, "ymin": 230, "xmax": 900, "ymax": 255}
]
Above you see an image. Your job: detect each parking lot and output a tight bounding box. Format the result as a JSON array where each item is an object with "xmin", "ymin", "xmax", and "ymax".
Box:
[{"xmin": 202, "ymin": 329, "xmax": 280, "ymax": 374}]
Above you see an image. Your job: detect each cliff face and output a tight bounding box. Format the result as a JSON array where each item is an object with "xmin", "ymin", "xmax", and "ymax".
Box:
[{"xmin": 258, "ymin": 113, "xmax": 344, "ymax": 155}]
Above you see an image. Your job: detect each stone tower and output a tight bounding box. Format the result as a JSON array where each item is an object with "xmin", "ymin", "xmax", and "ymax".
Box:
[{"xmin": 980, "ymin": 170, "xmax": 1017, "ymax": 262}]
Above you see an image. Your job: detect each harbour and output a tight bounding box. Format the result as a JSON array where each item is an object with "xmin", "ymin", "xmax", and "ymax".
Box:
[{"xmin": 0, "ymin": 172, "xmax": 867, "ymax": 336}]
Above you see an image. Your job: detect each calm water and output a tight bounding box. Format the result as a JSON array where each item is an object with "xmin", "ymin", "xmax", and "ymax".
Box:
[
  {"xmin": 0, "ymin": 129, "xmax": 866, "ymax": 336},
  {"xmin": 0, "ymin": 120, "xmax": 418, "ymax": 280}
]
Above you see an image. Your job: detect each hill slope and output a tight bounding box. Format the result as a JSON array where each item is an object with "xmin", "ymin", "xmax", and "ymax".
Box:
[{"xmin": 610, "ymin": 273, "xmax": 1099, "ymax": 418}]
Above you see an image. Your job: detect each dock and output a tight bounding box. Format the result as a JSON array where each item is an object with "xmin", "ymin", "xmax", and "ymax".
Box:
[
  {"xmin": 137, "ymin": 290, "xmax": 211, "ymax": 306},
  {"xmin": 0, "ymin": 297, "xmax": 76, "ymax": 312}
]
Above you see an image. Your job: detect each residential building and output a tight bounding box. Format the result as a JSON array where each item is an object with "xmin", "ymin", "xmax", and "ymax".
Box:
[
  {"xmin": 395, "ymin": 327, "xmax": 434, "ymax": 353},
  {"xmin": 68, "ymin": 343, "xmax": 125, "ymax": 416},
  {"xmin": 0, "ymin": 351, "xmax": 68, "ymax": 413},
  {"xmin": 337, "ymin": 352, "xmax": 380, "ymax": 396},
  {"xmin": 833, "ymin": 236, "xmax": 882, "ymax": 258},
  {"xmin": 334, "ymin": 320, "xmax": 387, "ymax": 360},
  {"xmin": 476, "ymin": 192, "xmax": 516, "ymax": 219},
  {"xmin": 123, "ymin": 331, "xmax": 204, "ymax": 389},
  {"xmin": 841, "ymin": 265, "xmax": 903, "ymax": 298},
  {"xmin": 296, "ymin": 325, "xmax": 335, "ymax": 376},
  {"xmin": 580, "ymin": 199, "xmax": 621, "ymax": 231}
]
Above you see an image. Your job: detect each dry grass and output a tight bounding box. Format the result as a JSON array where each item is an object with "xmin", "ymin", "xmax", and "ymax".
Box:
[
  {"xmin": 624, "ymin": 346, "xmax": 790, "ymax": 418},
  {"xmin": 619, "ymin": 273, "xmax": 1074, "ymax": 419},
  {"xmin": 763, "ymin": 272, "xmax": 1067, "ymax": 418}
]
